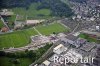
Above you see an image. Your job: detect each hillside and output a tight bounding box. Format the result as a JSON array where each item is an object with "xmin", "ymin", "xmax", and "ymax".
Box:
[{"xmin": 0, "ymin": 0, "xmax": 74, "ymax": 17}]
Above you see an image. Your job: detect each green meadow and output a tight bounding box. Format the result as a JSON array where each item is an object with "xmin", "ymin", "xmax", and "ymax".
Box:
[
  {"xmin": 0, "ymin": 28, "xmax": 38, "ymax": 49},
  {"xmin": 35, "ymin": 22, "xmax": 68, "ymax": 35}
]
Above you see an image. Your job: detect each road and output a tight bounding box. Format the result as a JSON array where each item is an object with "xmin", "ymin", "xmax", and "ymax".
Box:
[{"xmin": 2, "ymin": 42, "xmax": 45, "ymax": 53}]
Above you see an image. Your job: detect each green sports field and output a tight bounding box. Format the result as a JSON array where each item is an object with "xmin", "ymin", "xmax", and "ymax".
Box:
[
  {"xmin": 0, "ymin": 28, "xmax": 38, "ymax": 49},
  {"xmin": 35, "ymin": 22, "xmax": 68, "ymax": 35}
]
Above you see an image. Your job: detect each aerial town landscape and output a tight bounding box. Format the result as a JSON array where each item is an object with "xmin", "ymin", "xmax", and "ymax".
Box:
[{"xmin": 0, "ymin": 0, "xmax": 100, "ymax": 66}]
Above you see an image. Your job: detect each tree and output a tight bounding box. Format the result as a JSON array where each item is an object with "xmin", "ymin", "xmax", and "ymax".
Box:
[
  {"xmin": 53, "ymin": 32, "xmax": 56, "ymax": 35},
  {"xmin": 10, "ymin": 58, "xmax": 20, "ymax": 65},
  {"xmin": 6, "ymin": 53, "xmax": 16, "ymax": 58},
  {"xmin": 26, "ymin": 50, "xmax": 36, "ymax": 61},
  {"xmin": 0, "ymin": 51, "xmax": 6, "ymax": 56}
]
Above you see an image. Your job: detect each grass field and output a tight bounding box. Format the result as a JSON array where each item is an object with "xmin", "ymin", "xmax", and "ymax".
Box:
[
  {"xmin": 0, "ymin": 19, "xmax": 4, "ymax": 28},
  {"xmin": 7, "ymin": 15, "xmax": 16, "ymax": 22},
  {"xmin": 12, "ymin": 3, "xmax": 51, "ymax": 19},
  {"xmin": 0, "ymin": 28, "xmax": 38, "ymax": 49},
  {"xmin": 7, "ymin": 15, "xmax": 16, "ymax": 28},
  {"xmin": 79, "ymin": 33, "xmax": 100, "ymax": 43},
  {"xmin": 2, "ymin": 15, "xmax": 16, "ymax": 28},
  {"xmin": 0, "ymin": 57, "xmax": 33, "ymax": 66},
  {"xmin": 35, "ymin": 22, "xmax": 68, "ymax": 35},
  {"xmin": 0, "ymin": 22, "xmax": 68, "ymax": 49}
]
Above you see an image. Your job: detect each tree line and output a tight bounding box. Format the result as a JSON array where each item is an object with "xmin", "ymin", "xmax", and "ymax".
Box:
[{"xmin": 0, "ymin": 44, "xmax": 52, "ymax": 62}]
